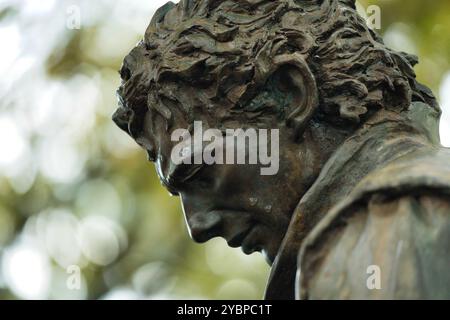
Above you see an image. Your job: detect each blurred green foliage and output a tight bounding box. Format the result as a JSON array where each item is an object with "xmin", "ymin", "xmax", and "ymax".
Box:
[{"xmin": 0, "ymin": 0, "xmax": 449, "ymax": 300}]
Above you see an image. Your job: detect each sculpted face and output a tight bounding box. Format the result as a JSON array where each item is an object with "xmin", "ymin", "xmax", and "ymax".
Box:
[
  {"xmin": 114, "ymin": 0, "xmax": 435, "ymax": 265},
  {"xmin": 131, "ymin": 85, "xmax": 325, "ymax": 264}
]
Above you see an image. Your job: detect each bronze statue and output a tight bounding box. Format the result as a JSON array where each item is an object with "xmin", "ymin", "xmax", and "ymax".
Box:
[{"xmin": 113, "ymin": 0, "xmax": 450, "ymax": 299}]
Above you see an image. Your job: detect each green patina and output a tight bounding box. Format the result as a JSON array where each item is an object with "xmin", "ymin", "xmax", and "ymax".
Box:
[{"xmin": 244, "ymin": 75, "xmax": 294, "ymax": 120}]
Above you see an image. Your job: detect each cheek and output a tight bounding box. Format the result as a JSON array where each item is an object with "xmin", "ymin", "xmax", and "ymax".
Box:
[
  {"xmin": 204, "ymin": 164, "xmax": 298, "ymax": 227},
  {"xmin": 213, "ymin": 165, "xmax": 253, "ymax": 190},
  {"xmin": 223, "ymin": 167, "xmax": 292, "ymax": 221},
  {"xmin": 210, "ymin": 165, "xmax": 263, "ymax": 206}
]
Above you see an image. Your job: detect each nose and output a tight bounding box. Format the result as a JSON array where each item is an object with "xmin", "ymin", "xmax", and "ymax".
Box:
[
  {"xmin": 188, "ymin": 211, "xmax": 222, "ymax": 243},
  {"xmin": 181, "ymin": 196, "xmax": 222, "ymax": 243},
  {"xmin": 112, "ymin": 106, "xmax": 133, "ymax": 134}
]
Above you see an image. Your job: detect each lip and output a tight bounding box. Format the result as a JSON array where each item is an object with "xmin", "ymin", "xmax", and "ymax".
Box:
[
  {"xmin": 226, "ymin": 226, "xmax": 254, "ymax": 248},
  {"xmin": 241, "ymin": 227, "xmax": 262, "ymax": 255}
]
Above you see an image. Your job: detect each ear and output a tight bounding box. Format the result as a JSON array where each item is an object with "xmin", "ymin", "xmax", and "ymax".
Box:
[{"xmin": 271, "ymin": 53, "xmax": 319, "ymax": 141}]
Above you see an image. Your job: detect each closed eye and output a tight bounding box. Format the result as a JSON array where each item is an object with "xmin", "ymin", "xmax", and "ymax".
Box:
[{"xmin": 166, "ymin": 163, "xmax": 206, "ymax": 191}]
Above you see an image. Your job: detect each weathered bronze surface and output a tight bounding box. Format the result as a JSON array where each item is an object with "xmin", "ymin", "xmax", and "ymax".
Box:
[{"xmin": 113, "ymin": 0, "xmax": 450, "ymax": 299}]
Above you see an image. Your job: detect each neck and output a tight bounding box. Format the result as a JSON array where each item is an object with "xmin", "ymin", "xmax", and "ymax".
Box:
[{"xmin": 265, "ymin": 108, "xmax": 436, "ymax": 299}]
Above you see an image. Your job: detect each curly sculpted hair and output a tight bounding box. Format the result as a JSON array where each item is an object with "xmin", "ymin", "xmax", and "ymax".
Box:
[{"xmin": 115, "ymin": 0, "xmax": 438, "ymax": 137}]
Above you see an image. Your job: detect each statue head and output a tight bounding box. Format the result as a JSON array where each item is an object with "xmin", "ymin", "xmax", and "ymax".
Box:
[{"xmin": 113, "ymin": 0, "xmax": 438, "ymax": 263}]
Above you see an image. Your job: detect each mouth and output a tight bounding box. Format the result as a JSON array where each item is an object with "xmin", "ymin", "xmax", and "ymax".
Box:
[
  {"xmin": 226, "ymin": 225, "xmax": 261, "ymax": 255},
  {"xmin": 188, "ymin": 209, "xmax": 265, "ymax": 255}
]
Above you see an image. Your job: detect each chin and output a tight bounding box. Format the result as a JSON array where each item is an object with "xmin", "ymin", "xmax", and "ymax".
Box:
[
  {"xmin": 262, "ymin": 249, "xmax": 276, "ymax": 265},
  {"xmin": 263, "ymin": 233, "xmax": 286, "ymax": 266}
]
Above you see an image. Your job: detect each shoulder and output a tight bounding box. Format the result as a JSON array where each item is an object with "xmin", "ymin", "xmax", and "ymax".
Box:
[{"xmin": 296, "ymin": 147, "xmax": 450, "ymax": 299}]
